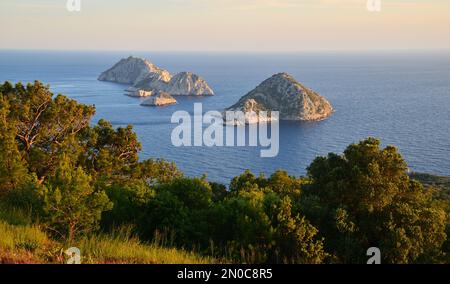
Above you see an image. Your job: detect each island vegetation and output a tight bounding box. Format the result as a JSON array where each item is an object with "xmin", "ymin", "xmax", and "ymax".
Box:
[{"xmin": 0, "ymin": 81, "xmax": 448, "ymax": 264}]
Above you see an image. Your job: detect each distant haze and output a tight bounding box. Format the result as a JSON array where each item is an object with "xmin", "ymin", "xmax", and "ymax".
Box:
[{"xmin": 1, "ymin": 0, "xmax": 450, "ymax": 52}]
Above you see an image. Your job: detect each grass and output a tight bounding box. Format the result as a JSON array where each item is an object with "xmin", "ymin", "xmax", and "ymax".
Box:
[
  {"xmin": 0, "ymin": 203, "xmax": 33, "ymax": 226},
  {"xmin": 0, "ymin": 204, "xmax": 219, "ymax": 264},
  {"xmin": 0, "ymin": 220, "xmax": 55, "ymax": 263},
  {"xmin": 77, "ymin": 233, "xmax": 218, "ymax": 264},
  {"xmin": 0, "ymin": 202, "xmax": 54, "ymax": 263}
]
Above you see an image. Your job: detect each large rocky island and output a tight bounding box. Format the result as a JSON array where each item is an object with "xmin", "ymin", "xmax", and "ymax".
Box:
[
  {"xmin": 98, "ymin": 56, "xmax": 214, "ymax": 96},
  {"xmin": 226, "ymin": 73, "xmax": 333, "ymax": 124}
]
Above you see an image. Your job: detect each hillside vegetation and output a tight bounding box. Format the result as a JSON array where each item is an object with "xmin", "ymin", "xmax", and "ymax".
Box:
[
  {"xmin": 0, "ymin": 81, "xmax": 448, "ymax": 264},
  {"xmin": 0, "ymin": 204, "xmax": 217, "ymax": 264}
]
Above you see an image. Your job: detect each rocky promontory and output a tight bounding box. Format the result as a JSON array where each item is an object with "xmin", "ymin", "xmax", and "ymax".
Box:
[
  {"xmin": 226, "ymin": 73, "xmax": 333, "ymax": 123},
  {"xmin": 98, "ymin": 56, "xmax": 214, "ymax": 96},
  {"xmin": 141, "ymin": 91, "xmax": 177, "ymax": 107}
]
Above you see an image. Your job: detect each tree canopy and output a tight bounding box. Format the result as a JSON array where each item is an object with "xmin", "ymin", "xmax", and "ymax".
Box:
[{"xmin": 304, "ymin": 138, "xmax": 447, "ymax": 263}]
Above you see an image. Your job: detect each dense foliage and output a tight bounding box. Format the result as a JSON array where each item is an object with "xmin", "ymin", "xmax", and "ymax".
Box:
[
  {"xmin": 0, "ymin": 81, "xmax": 448, "ymax": 263},
  {"xmin": 304, "ymin": 138, "xmax": 447, "ymax": 263}
]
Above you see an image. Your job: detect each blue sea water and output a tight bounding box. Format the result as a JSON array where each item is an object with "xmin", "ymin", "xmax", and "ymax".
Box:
[{"xmin": 0, "ymin": 50, "xmax": 449, "ymax": 184}]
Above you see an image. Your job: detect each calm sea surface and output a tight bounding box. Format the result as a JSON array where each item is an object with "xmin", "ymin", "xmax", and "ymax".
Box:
[{"xmin": 1, "ymin": 50, "xmax": 449, "ymax": 184}]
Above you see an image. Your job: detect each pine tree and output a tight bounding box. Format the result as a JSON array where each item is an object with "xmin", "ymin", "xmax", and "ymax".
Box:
[
  {"xmin": 0, "ymin": 94, "xmax": 27, "ymax": 195},
  {"xmin": 42, "ymin": 156, "xmax": 112, "ymax": 243}
]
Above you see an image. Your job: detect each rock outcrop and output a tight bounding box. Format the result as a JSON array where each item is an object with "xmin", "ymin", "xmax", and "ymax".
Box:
[
  {"xmin": 226, "ymin": 73, "xmax": 333, "ymax": 123},
  {"xmin": 141, "ymin": 91, "xmax": 177, "ymax": 107},
  {"xmin": 165, "ymin": 72, "xmax": 214, "ymax": 96},
  {"xmin": 99, "ymin": 56, "xmax": 214, "ymax": 96},
  {"xmin": 98, "ymin": 56, "xmax": 171, "ymax": 85},
  {"xmin": 133, "ymin": 71, "xmax": 173, "ymax": 92}
]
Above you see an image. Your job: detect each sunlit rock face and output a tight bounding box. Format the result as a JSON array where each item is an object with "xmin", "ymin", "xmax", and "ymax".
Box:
[
  {"xmin": 99, "ymin": 57, "xmax": 214, "ymax": 96},
  {"xmin": 98, "ymin": 56, "xmax": 171, "ymax": 85},
  {"xmin": 141, "ymin": 91, "xmax": 177, "ymax": 107},
  {"xmin": 226, "ymin": 73, "xmax": 333, "ymax": 124},
  {"xmin": 164, "ymin": 72, "xmax": 214, "ymax": 96}
]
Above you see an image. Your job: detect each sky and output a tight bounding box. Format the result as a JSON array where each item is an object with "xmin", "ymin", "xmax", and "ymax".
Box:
[{"xmin": 0, "ymin": 0, "xmax": 449, "ymax": 52}]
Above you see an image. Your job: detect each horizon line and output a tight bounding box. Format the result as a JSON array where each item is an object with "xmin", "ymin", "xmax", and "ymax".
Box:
[{"xmin": 1, "ymin": 48, "xmax": 450, "ymax": 54}]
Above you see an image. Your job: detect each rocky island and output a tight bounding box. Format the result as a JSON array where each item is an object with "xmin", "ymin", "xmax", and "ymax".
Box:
[
  {"xmin": 98, "ymin": 56, "xmax": 214, "ymax": 96},
  {"xmin": 141, "ymin": 91, "xmax": 177, "ymax": 107},
  {"xmin": 226, "ymin": 73, "xmax": 333, "ymax": 124}
]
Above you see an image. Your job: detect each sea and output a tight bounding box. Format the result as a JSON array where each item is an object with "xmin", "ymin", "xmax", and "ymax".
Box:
[{"xmin": 0, "ymin": 50, "xmax": 449, "ymax": 184}]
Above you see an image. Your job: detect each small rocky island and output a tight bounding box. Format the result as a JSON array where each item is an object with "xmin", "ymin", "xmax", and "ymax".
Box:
[
  {"xmin": 141, "ymin": 91, "xmax": 177, "ymax": 107},
  {"xmin": 98, "ymin": 56, "xmax": 214, "ymax": 97},
  {"xmin": 226, "ymin": 73, "xmax": 333, "ymax": 123}
]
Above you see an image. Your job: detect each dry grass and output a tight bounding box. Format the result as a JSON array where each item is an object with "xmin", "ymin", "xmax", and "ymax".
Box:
[
  {"xmin": 0, "ymin": 205, "xmax": 218, "ymax": 264},
  {"xmin": 77, "ymin": 233, "xmax": 218, "ymax": 264},
  {"xmin": 0, "ymin": 220, "xmax": 54, "ymax": 264}
]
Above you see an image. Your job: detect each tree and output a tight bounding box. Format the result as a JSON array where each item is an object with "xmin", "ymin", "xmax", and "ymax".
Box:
[
  {"xmin": 0, "ymin": 93, "xmax": 27, "ymax": 194},
  {"xmin": 305, "ymin": 137, "xmax": 447, "ymax": 263},
  {"xmin": 101, "ymin": 179, "xmax": 154, "ymax": 230},
  {"xmin": 273, "ymin": 196, "xmax": 327, "ymax": 264},
  {"xmin": 229, "ymin": 170, "xmax": 266, "ymax": 194},
  {"xmin": 140, "ymin": 177, "xmax": 213, "ymax": 246},
  {"xmin": 82, "ymin": 119, "xmax": 141, "ymax": 179},
  {"xmin": 131, "ymin": 159, "xmax": 183, "ymax": 185},
  {"xmin": 211, "ymin": 171, "xmax": 326, "ymax": 264},
  {"xmin": 3, "ymin": 81, "xmax": 95, "ymax": 183},
  {"xmin": 100, "ymin": 159, "xmax": 182, "ymax": 231},
  {"xmin": 210, "ymin": 182, "xmax": 228, "ymax": 202},
  {"xmin": 42, "ymin": 156, "xmax": 112, "ymax": 243}
]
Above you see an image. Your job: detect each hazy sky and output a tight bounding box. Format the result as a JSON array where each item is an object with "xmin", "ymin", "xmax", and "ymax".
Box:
[{"xmin": 1, "ymin": 0, "xmax": 449, "ymax": 51}]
